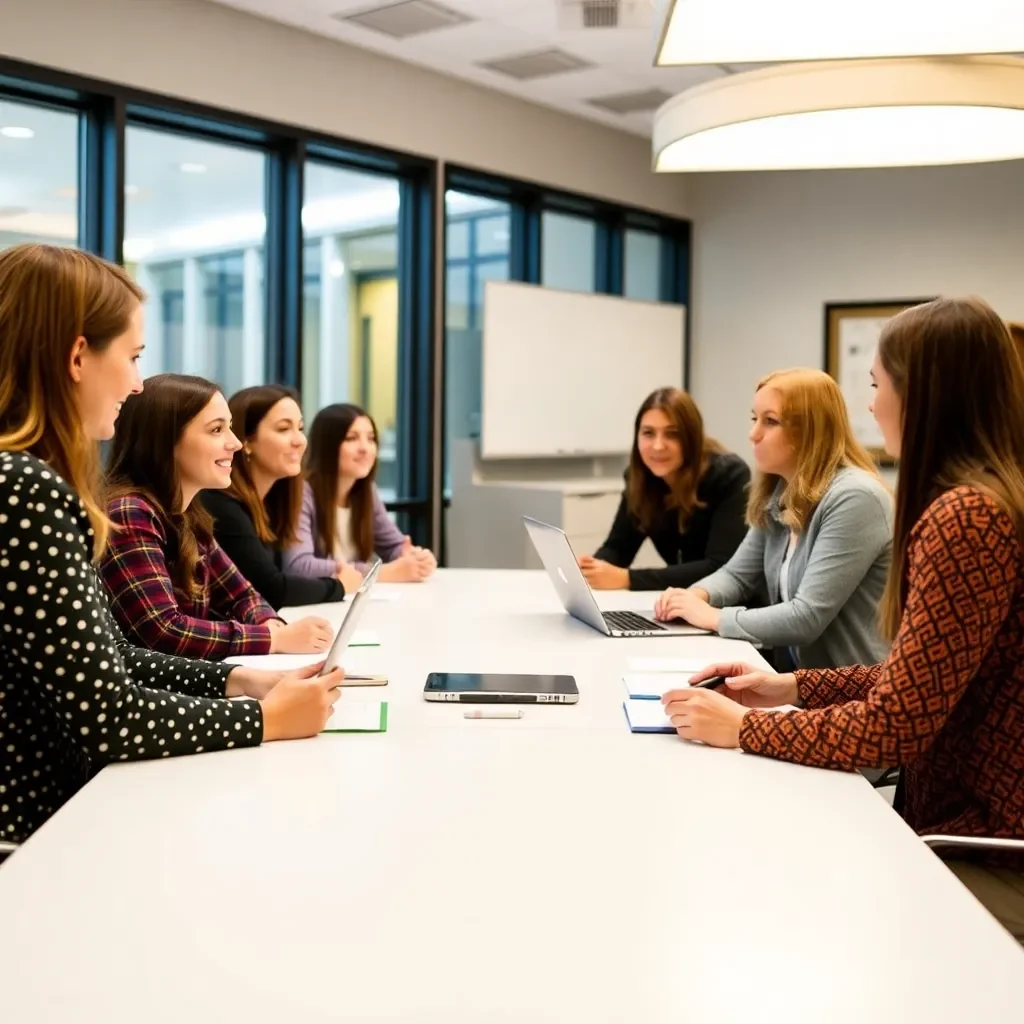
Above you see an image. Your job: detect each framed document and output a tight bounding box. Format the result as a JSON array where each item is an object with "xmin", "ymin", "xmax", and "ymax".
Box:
[{"xmin": 824, "ymin": 300, "xmax": 931, "ymax": 465}]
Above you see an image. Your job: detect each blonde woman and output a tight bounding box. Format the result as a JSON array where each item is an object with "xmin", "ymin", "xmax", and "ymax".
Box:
[{"xmin": 654, "ymin": 368, "xmax": 893, "ymax": 670}]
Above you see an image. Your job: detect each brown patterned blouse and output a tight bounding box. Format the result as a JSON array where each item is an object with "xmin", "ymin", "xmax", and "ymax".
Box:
[{"xmin": 740, "ymin": 486, "xmax": 1024, "ymax": 866}]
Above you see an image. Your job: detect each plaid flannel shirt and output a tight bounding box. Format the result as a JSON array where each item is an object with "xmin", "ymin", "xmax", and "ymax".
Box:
[{"xmin": 101, "ymin": 493, "xmax": 278, "ymax": 661}]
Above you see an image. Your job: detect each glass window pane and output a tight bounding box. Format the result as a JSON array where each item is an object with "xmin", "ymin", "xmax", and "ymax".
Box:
[
  {"xmin": 303, "ymin": 163, "xmax": 401, "ymax": 501},
  {"xmin": 446, "ymin": 219, "xmax": 469, "ymax": 260},
  {"xmin": 624, "ymin": 229, "xmax": 663, "ymax": 302},
  {"xmin": 541, "ymin": 211, "xmax": 596, "ymax": 293},
  {"xmin": 0, "ymin": 99, "xmax": 79, "ymax": 250},
  {"xmin": 444, "ymin": 192, "xmax": 512, "ymax": 495},
  {"xmin": 125, "ymin": 126, "xmax": 266, "ymax": 395}
]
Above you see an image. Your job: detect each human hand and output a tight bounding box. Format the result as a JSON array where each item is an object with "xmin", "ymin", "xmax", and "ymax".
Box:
[
  {"xmin": 268, "ymin": 616, "xmax": 334, "ymax": 654},
  {"xmin": 653, "ymin": 588, "xmax": 720, "ymax": 631},
  {"xmin": 577, "ymin": 556, "xmax": 629, "ymax": 590},
  {"xmin": 689, "ymin": 663, "xmax": 799, "ymax": 708},
  {"xmin": 335, "ymin": 563, "xmax": 364, "ymax": 595},
  {"xmin": 260, "ymin": 663, "xmax": 344, "ymax": 741},
  {"xmin": 379, "ymin": 552, "xmax": 433, "ymax": 583},
  {"xmin": 661, "ymin": 686, "xmax": 748, "ymax": 748}
]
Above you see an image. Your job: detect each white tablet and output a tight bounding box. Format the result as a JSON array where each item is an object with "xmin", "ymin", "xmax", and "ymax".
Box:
[{"xmin": 319, "ymin": 557, "xmax": 383, "ymax": 676}]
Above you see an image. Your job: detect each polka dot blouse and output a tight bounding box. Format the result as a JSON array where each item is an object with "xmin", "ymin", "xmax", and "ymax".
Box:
[{"xmin": 0, "ymin": 451, "xmax": 264, "ymax": 843}]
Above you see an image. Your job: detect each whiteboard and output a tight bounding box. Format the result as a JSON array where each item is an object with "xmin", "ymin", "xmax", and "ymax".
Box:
[{"xmin": 480, "ymin": 281, "xmax": 686, "ymax": 459}]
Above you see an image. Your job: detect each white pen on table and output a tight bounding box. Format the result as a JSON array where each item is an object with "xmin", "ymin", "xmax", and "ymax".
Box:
[{"xmin": 464, "ymin": 709, "xmax": 524, "ymax": 720}]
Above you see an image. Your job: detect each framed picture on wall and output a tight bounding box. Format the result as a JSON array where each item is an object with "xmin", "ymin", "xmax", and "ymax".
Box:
[{"xmin": 824, "ymin": 299, "xmax": 931, "ymax": 465}]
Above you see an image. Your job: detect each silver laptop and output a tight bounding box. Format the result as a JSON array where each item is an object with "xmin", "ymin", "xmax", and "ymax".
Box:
[
  {"xmin": 319, "ymin": 556, "xmax": 383, "ymax": 675},
  {"xmin": 523, "ymin": 517, "xmax": 710, "ymax": 638}
]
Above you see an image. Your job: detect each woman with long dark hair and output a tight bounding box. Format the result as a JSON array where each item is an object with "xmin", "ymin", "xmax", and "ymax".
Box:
[
  {"xmin": 579, "ymin": 387, "xmax": 749, "ymax": 591},
  {"xmin": 101, "ymin": 374, "xmax": 335, "ymax": 660},
  {"xmin": 667, "ymin": 298, "xmax": 1024, "ymax": 945},
  {"xmin": 284, "ymin": 402, "xmax": 436, "ymax": 584},
  {"xmin": 201, "ymin": 385, "xmax": 358, "ymax": 607}
]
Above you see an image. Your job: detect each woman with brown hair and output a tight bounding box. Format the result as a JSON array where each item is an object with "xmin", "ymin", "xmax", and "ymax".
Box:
[
  {"xmin": 579, "ymin": 387, "xmax": 750, "ymax": 591},
  {"xmin": 284, "ymin": 402, "xmax": 436, "ymax": 584},
  {"xmin": 200, "ymin": 385, "xmax": 359, "ymax": 608},
  {"xmin": 665, "ymin": 297, "xmax": 1024, "ymax": 945},
  {"xmin": 655, "ymin": 369, "xmax": 892, "ymax": 670},
  {"xmin": 101, "ymin": 374, "xmax": 335, "ymax": 661},
  {"xmin": 0, "ymin": 244, "xmax": 343, "ymax": 844}
]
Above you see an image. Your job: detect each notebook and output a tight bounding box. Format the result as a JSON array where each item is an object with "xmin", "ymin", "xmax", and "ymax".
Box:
[
  {"xmin": 622, "ymin": 672, "xmax": 694, "ymax": 699},
  {"xmin": 224, "ymin": 647, "xmax": 387, "ymax": 685},
  {"xmin": 622, "ymin": 698, "xmax": 675, "ymax": 734},
  {"xmin": 627, "ymin": 657, "xmax": 714, "ymax": 674},
  {"xmin": 322, "ymin": 700, "xmax": 388, "ymax": 733}
]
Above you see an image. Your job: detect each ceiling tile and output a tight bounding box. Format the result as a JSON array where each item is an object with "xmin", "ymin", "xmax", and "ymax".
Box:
[
  {"xmin": 337, "ymin": 1, "xmax": 472, "ymax": 39},
  {"xmin": 479, "ymin": 49, "xmax": 592, "ymax": 80}
]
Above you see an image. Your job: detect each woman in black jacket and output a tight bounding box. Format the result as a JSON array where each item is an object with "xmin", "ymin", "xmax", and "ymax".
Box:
[
  {"xmin": 201, "ymin": 385, "xmax": 362, "ymax": 608},
  {"xmin": 579, "ymin": 387, "xmax": 750, "ymax": 591}
]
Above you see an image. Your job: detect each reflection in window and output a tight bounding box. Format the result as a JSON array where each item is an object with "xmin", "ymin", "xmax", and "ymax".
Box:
[
  {"xmin": 541, "ymin": 210, "xmax": 596, "ymax": 293},
  {"xmin": 444, "ymin": 191, "xmax": 511, "ymax": 493},
  {"xmin": 302, "ymin": 163, "xmax": 402, "ymax": 501},
  {"xmin": 124, "ymin": 125, "xmax": 266, "ymax": 395},
  {"xmin": 0, "ymin": 98, "xmax": 79, "ymax": 250}
]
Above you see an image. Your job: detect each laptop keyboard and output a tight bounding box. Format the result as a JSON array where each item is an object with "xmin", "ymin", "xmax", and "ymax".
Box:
[{"xmin": 603, "ymin": 610, "xmax": 667, "ymax": 633}]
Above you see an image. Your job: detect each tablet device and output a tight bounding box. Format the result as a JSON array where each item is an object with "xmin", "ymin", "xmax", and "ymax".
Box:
[
  {"xmin": 319, "ymin": 556, "xmax": 383, "ymax": 676},
  {"xmin": 423, "ymin": 672, "xmax": 579, "ymax": 704}
]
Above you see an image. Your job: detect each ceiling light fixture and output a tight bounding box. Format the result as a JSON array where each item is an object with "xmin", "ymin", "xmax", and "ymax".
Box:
[
  {"xmin": 179, "ymin": 162, "xmax": 207, "ymax": 174},
  {"xmin": 1, "ymin": 126, "xmax": 35, "ymax": 139},
  {"xmin": 652, "ymin": 56, "xmax": 1024, "ymax": 173},
  {"xmin": 654, "ymin": 0, "xmax": 1024, "ymax": 66}
]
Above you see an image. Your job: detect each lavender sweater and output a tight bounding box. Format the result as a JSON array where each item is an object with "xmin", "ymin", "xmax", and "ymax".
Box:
[{"xmin": 282, "ymin": 481, "xmax": 406, "ymax": 575}]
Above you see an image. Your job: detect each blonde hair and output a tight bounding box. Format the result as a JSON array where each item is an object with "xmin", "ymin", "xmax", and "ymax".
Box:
[
  {"xmin": 0, "ymin": 244, "xmax": 144, "ymax": 558},
  {"xmin": 747, "ymin": 368, "xmax": 880, "ymax": 532}
]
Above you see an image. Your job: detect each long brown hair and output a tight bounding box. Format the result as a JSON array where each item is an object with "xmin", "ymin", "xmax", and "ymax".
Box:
[
  {"xmin": 226, "ymin": 385, "xmax": 304, "ymax": 548},
  {"xmin": 626, "ymin": 387, "xmax": 724, "ymax": 533},
  {"xmin": 305, "ymin": 403, "xmax": 377, "ymax": 562},
  {"xmin": 747, "ymin": 368, "xmax": 880, "ymax": 532},
  {"xmin": 0, "ymin": 243, "xmax": 144, "ymax": 558},
  {"xmin": 106, "ymin": 373, "xmax": 221, "ymax": 596},
  {"xmin": 878, "ymin": 297, "xmax": 1024, "ymax": 638}
]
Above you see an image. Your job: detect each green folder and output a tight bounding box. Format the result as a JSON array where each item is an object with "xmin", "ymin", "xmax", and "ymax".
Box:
[{"xmin": 322, "ymin": 701, "xmax": 388, "ymax": 733}]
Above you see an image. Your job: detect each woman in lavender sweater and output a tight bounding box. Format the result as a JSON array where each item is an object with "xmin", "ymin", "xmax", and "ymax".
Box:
[{"xmin": 283, "ymin": 403, "xmax": 437, "ymax": 584}]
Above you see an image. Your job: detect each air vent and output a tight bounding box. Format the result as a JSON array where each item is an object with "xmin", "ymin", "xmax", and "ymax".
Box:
[
  {"xmin": 555, "ymin": 0, "xmax": 652, "ymax": 30},
  {"xmin": 337, "ymin": 1, "xmax": 472, "ymax": 39},
  {"xmin": 479, "ymin": 49, "xmax": 591, "ymax": 81},
  {"xmin": 588, "ymin": 88, "xmax": 675, "ymax": 115}
]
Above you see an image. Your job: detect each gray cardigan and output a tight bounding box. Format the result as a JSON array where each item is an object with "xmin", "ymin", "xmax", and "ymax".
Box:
[{"xmin": 694, "ymin": 467, "xmax": 893, "ymax": 669}]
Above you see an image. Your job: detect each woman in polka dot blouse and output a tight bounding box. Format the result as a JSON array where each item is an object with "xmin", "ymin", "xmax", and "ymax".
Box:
[{"xmin": 0, "ymin": 244, "xmax": 344, "ymax": 844}]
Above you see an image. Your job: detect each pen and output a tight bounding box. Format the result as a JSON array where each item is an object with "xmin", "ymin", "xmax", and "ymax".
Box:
[
  {"xmin": 691, "ymin": 675, "xmax": 726, "ymax": 690},
  {"xmin": 464, "ymin": 709, "xmax": 524, "ymax": 719}
]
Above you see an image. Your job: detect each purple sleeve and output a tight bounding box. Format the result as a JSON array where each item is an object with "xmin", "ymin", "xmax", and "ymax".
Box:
[
  {"xmin": 281, "ymin": 483, "xmax": 338, "ymax": 578},
  {"xmin": 371, "ymin": 486, "xmax": 406, "ymax": 565}
]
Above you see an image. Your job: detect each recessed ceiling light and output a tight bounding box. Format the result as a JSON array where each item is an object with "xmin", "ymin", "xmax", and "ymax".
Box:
[
  {"xmin": 179, "ymin": 162, "xmax": 206, "ymax": 174},
  {"xmin": 1, "ymin": 126, "xmax": 35, "ymax": 139}
]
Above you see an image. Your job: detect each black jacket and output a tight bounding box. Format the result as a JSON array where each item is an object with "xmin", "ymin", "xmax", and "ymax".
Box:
[
  {"xmin": 200, "ymin": 489, "xmax": 346, "ymax": 609},
  {"xmin": 594, "ymin": 451, "xmax": 750, "ymax": 591}
]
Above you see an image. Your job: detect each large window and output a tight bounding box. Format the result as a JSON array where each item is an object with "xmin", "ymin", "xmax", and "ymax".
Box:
[
  {"xmin": 0, "ymin": 98, "xmax": 79, "ymax": 250},
  {"xmin": 124, "ymin": 125, "xmax": 267, "ymax": 395},
  {"xmin": 302, "ymin": 163, "xmax": 403, "ymax": 500},
  {"xmin": 541, "ymin": 210, "xmax": 596, "ymax": 293},
  {"xmin": 624, "ymin": 228, "xmax": 663, "ymax": 302}
]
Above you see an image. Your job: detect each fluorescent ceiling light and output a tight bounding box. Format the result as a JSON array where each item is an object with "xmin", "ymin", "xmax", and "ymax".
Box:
[
  {"xmin": 653, "ymin": 56, "xmax": 1024, "ymax": 172},
  {"xmin": 655, "ymin": 0, "xmax": 1024, "ymax": 65},
  {"xmin": 1, "ymin": 126, "xmax": 35, "ymax": 139}
]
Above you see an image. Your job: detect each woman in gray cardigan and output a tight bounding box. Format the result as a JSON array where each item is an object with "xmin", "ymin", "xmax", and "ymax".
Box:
[{"xmin": 655, "ymin": 369, "xmax": 892, "ymax": 670}]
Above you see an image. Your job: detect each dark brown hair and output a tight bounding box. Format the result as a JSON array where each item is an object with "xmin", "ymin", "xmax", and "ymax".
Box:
[
  {"xmin": 106, "ymin": 373, "xmax": 222, "ymax": 596},
  {"xmin": 626, "ymin": 387, "xmax": 724, "ymax": 534},
  {"xmin": 878, "ymin": 297, "xmax": 1024, "ymax": 639},
  {"xmin": 226, "ymin": 385, "xmax": 304, "ymax": 548},
  {"xmin": 0, "ymin": 243, "xmax": 144, "ymax": 558},
  {"xmin": 305, "ymin": 403, "xmax": 378, "ymax": 562}
]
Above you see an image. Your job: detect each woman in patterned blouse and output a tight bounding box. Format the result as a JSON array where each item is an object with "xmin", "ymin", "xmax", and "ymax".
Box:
[
  {"xmin": 101, "ymin": 374, "xmax": 335, "ymax": 661},
  {"xmin": 0, "ymin": 244, "xmax": 344, "ymax": 843},
  {"xmin": 664, "ymin": 297, "xmax": 1024, "ymax": 945}
]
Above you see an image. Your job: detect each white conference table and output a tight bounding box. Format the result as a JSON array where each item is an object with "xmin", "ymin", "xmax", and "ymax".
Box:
[{"xmin": 0, "ymin": 569, "xmax": 1022, "ymax": 1023}]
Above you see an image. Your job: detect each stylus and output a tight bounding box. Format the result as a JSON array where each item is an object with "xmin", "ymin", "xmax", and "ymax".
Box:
[{"xmin": 464, "ymin": 709, "xmax": 524, "ymax": 719}]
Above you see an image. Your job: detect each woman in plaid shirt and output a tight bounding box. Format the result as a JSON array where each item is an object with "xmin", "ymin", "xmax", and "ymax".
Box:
[{"xmin": 100, "ymin": 374, "xmax": 335, "ymax": 662}]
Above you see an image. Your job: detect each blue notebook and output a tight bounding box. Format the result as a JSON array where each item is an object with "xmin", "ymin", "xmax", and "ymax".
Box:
[{"xmin": 622, "ymin": 698, "xmax": 676, "ymax": 734}]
